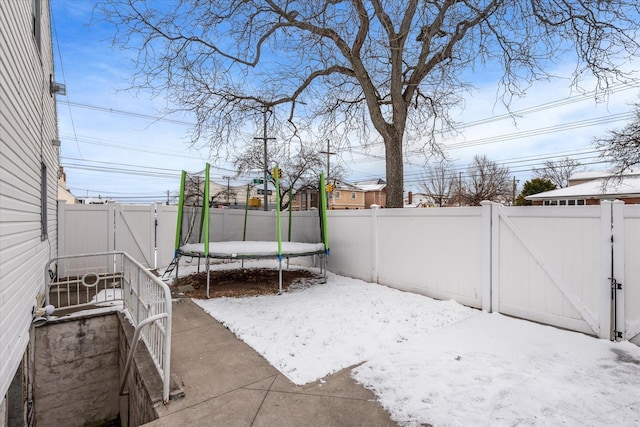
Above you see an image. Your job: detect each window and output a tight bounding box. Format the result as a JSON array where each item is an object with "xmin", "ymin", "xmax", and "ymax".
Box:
[
  {"xmin": 33, "ymin": 0, "xmax": 42, "ymax": 53},
  {"xmin": 40, "ymin": 162, "xmax": 47, "ymax": 240},
  {"xmin": 351, "ymin": 192, "xmax": 357, "ymax": 200},
  {"xmin": 544, "ymin": 199, "xmax": 586, "ymax": 206},
  {"xmin": 335, "ymin": 191, "xmax": 341, "ymax": 199}
]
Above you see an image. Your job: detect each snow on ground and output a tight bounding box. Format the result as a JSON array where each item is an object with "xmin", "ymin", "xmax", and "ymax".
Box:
[{"xmin": 191, "ymin": 260, "xmax": 640, "ymax": 427}]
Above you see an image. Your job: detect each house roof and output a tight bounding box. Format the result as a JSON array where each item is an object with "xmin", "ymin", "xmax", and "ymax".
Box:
[
  {"xmin": 333, "ymin": 180, "xmax": 365, "ymax": 192},
  {"xmin": 526, "ymin": 174, "xmax": 640, "ymax": 200},
  {"xmin": 353, "ymin": 179, "xmax": 386, "ymax": 192}
]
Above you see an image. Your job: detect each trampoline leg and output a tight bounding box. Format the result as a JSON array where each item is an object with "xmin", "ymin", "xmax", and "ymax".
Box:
[
  {"xmin": 278, "ymin": 258, "xmax": 283, "ymax": 295},
  {"xmin": 322, "ymin": 255, "xmax": 327, "ymax": 284},
  {"xmin": 206, "ymin": 260, "xmax": 211, "ymax": 299}
]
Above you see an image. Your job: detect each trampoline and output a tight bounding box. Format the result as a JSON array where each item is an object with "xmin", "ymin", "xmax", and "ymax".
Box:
[{"xmin": 166, "ymin": 164, "xmax": 330, "ymax": 296}]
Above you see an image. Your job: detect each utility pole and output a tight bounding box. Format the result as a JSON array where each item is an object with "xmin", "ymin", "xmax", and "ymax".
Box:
[
  {"xmin": 253, "ymin": 106, "xmax": 275, "ymax": 211},
  {"xmin": 320, "ymin": 139, "xmax": 336, "ymax": 208}
]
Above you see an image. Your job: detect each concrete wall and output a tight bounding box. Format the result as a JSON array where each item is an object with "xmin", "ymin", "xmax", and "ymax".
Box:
[
  {"xmin": 33, "ymin": 310, "xmax": 166, "ymax": 427},
  {"xmin": 34, "ymin": 314, "xmax": 120, "ymax": 427}
]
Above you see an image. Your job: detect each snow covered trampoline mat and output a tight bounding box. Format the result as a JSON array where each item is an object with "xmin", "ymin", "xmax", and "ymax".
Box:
[{"xmin": 179, "ymin": 241, "xmax": 326, "ymax": 259}]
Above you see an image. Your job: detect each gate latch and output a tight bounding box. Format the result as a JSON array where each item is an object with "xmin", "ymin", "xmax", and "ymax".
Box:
[{"xmin": 609, "ymin": 278, "xmax": 622, "ymax": 290}]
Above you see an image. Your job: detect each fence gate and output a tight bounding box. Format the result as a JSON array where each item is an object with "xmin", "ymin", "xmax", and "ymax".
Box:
[
  {"xmin": 491, "ymin": 203, "xmax": 603, "ymax": 338},
  {"xmin": 59, "ymin": 203, "xmax": 157, "ymax": 269},
  {"xmin": 114, "ymin": 204, "xmax": 156, "ymax": 269}
]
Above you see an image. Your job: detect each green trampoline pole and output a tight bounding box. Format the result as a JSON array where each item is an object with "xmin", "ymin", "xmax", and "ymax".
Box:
[
  {"xmin": 275, "ymin": 165, "xmax": 283, "ymax": 294},
  {"xmin": 242, "ymin": 183, "xmax": 250, "ymax": 269},
  {"xmin": 174, "ymin": 171, "xmax": 186, "ymax": 256}
]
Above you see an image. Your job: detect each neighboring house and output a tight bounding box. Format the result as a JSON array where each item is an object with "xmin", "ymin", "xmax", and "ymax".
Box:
[
  {"xmin": 526, "ymin": 169, "xmax": 640, "ymax": 205},
  {"xmin": 0, "ymin": 0, "xmax": 60, "ymax": 423},
  {"xmin": 57, "ymin": 166, "xmax": 77, "ymax": 204},
  {"xmin": 354, "ymin": 179, "xmax": 387, "ymax": 208},
  {"xmin": 290, "ymin": 185, "xmax": 320, "ymax": 211},
  {"xmin": 328, "ymin": 181, "xmax": 366, "ymax": 209}
]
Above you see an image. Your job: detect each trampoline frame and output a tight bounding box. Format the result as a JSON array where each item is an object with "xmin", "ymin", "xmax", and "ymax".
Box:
[{"xmin": 170, "ymin": 165, "xmax": 330, "ymax": 297}]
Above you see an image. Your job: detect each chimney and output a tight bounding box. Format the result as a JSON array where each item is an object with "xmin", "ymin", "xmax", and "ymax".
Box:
[{"xmin": 408, "ymin": 191, "xmax": 413, "ymax": 205}]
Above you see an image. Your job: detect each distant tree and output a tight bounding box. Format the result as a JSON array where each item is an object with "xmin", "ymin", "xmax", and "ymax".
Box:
[
  {"xmin": 419, "ymin": 162, "xmax": 456, "ymax": 207},
  {"xmin": 463, "ymin": 155, "xmax": 511, "ymax": 206},
  {"xmin": 100, "ymin": 0, "xmax": 640, "ymax": 208},
  {"xmin": 515, "ymin": 178, "xmax": 557, "ymax": 206},
  {"xmin": 595, "ymin": 104, "xmax": 640, "ymax": 176},
  {"xmin": 233, "ymin": 141, "xmax": 324, "ymax": 211},
  {"xmin": 534, "ymin": 158, "xmax": 583, "ymax": 188},
  {"xmin": 210, "ymin": 186, "xmax": 239, "ymax": 206}
]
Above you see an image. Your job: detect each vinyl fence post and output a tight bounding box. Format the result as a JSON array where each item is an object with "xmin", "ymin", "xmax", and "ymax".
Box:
[
  {"xmin": 58, "ymin": 200, "xmax": 66, "ymax": 257},
  {"xmin": 371, "ymin": 205, "xmax": 379, "ymax": 284},
  {"xmin": 490, "ymin": 202, "xmax": 500, "ymax": 312},
  {"xmin": 480, "ymin": 201, "xmax": 492, "ymax": 312},
  {"xmin": 599, "ymin": 200, "xmax": 613, "ymax": 340},
  {"xmin": 612, "ymin": 200, "xmax": 625, "ymax": 340},
  {"xmin": 150, "ymin": 203, "xmax": 158, "ymax": 269}
]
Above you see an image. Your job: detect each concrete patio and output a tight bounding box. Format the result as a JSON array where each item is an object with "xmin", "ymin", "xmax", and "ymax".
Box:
[{"xmin": 144, "ymin": 298, "xmax": 397, "ymax": 426}]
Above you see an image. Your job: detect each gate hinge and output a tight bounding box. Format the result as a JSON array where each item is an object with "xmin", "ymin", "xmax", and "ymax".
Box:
[{"xmin": 609, "ymin": 277, "xmax": 622, "ymax": 290}]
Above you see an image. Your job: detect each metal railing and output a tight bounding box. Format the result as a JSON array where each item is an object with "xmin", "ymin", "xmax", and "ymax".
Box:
[{"xmin": 46, "ymin": 251, "xmax": 172, "ymax": 403}]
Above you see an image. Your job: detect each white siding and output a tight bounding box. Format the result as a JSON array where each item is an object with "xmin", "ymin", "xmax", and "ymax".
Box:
[{"xmin": 0, "ymin": 0, "xmax": 59, "ymax": 399}]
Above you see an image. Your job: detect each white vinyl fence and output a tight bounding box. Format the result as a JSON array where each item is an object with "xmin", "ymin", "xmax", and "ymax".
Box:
[{"xmin": 58, "ymin": 200, "xmax": 639, "ymax": 343}]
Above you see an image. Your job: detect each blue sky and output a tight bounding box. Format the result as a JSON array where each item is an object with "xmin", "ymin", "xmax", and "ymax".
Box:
[{"xmin": 51, "ymin": 1, "xmax": 640, "ymax": 203}]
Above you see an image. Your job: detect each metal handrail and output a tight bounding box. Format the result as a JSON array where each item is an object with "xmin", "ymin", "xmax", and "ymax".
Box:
[
  {"xmin": 45, "ymin": 251, "xmax": 172, "ymax": 403},
  {"xmin": 120, "ymin": 313, "xmax": 169, "ymax": 400}
]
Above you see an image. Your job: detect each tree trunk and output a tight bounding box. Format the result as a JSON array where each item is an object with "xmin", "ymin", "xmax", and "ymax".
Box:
[{"xmin": 384, "ymin": 134, "xmax": 404, "ymax": 208}]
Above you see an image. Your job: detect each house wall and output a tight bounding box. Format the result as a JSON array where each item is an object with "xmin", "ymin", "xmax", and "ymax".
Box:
[
  {"xmin": 0, "ymin": 0, "xmax": 59, "ymax": 408},
  {"xmin": 329, "ymin": 190, "xmax": 365, "ymax": 209},
  {"xmin": 364, "ymin": 189, "xmax": 386, "ymax": 208},
  {"xmin": 290, "ymin": 190, "xmax": 319, "ymax": 211}
]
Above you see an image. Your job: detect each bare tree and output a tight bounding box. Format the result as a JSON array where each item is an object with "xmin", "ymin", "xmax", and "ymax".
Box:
[
  {"xmin": 419, "ymin": 161, "xmax": 456, "ymax": 207},
  {"xmin": 534, "ymin": 158, "xmax": 583, "ymax": 188},
  {"xmin": 463, "ymin": 155, "xmax": 511, "ymax": 206},
  {"xmin": 233, "ymin": 141, "xmax": 325, "ymax": 211},
  {"xmin": 100, "ymin": 1, "xmax": 640, "ymax": 207},
  {"xmin": 595, "ymin": 104, "xmax": 640, "ymax": 176}
]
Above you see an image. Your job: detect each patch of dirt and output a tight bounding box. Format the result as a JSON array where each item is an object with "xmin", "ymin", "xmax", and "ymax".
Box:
[{"xmin": 173, "ymin": 268, "xmax": 322, "ymax": 298}]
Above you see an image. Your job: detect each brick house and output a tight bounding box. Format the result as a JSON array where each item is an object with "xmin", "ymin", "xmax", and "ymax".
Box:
[{"xmin": 526, "ymin": 169, "xmax": 640, "ymax": 206}]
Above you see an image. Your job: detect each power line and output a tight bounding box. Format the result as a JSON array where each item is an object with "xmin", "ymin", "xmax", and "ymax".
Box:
[{"xmin": 57, "ymin": 100, "xmax": 196, "ymax": 126}]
